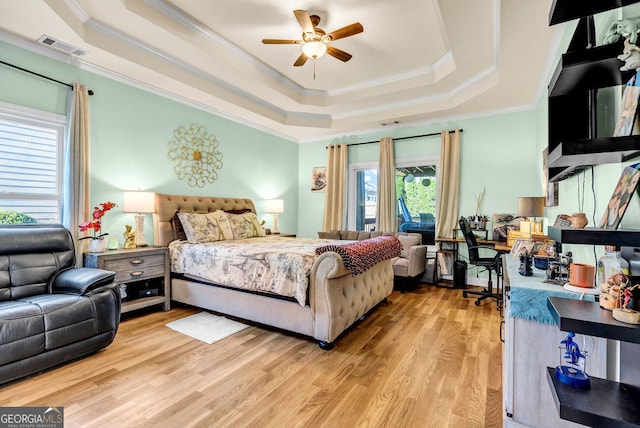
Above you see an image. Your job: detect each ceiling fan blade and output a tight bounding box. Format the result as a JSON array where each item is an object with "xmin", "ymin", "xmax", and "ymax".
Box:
[
  {"xmin": 326, "ymin": 46, "xmax": 353, "ymax": 62},
  {"xmin": 262, "ymin": 39, "xmax": 302, "ymax": 44},
  {"xmin": 294, "ymin": 9, "xmax": 315, "ymax": 35},
  {"xmin": 294, "ymin": 53, "xmax": 309, "ymax": 67},
  {"xmin": 327, "ymin": 22, "xmax": 363, "ymax": 41}
]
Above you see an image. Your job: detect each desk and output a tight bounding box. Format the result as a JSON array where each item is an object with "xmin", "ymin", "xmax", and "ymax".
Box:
[
  {"xmin": 435, "ymin": 237, "xmax": 506, "ymax": 262},
  {"xmin": 452, "ymin": 227, "xmax": 489, "ymax": 240},
  {"xmin": 494, "ymin": 242, "xmax": 511, "ymax": 252},
  {"xmin": 434, "ymin": 237, "xmax": 507, "ymax": 284}
]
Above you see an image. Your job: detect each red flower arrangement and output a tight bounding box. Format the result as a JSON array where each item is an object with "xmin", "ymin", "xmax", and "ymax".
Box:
[{"xmin": 79, "ymin": 201, "xmax": 117, "ymax": 239}]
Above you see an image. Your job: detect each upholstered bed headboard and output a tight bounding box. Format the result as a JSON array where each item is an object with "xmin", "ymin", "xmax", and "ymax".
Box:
[{"xmin": 153, "ymin": 193, "xmax": 256, "ymax": 247}]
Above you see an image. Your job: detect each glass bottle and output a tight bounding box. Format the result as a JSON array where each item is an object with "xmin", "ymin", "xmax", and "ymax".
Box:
[{"xmin": 597, "ymin": 245, "xmax": 629, "ymax": 286}]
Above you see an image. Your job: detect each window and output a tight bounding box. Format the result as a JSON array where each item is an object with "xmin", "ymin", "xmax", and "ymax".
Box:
[
  {"xmin": 348, "ymin": 159, "xmax": 438, "ymax": 238},
  {"xmin": 0, "ymin": 103, "xmax": 66, "ymax": 224},
  {"xmin": 348, "ymin": 164, "xmax": 377, "ymax": 231}
]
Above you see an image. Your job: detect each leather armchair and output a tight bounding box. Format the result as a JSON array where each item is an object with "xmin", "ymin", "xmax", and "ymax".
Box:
[{"xmin": 0, "ymin": 224, "xmax": 120, "ymax": 385}]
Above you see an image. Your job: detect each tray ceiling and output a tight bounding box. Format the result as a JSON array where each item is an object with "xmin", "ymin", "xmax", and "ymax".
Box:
[{"xmin": 0, "ymin": 0, "xmax": 560, "ymax": 142}]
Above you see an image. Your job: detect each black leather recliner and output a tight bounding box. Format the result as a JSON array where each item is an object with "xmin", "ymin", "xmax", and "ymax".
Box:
[{"xmin": 0, "ymin": 224, "xmax": 120, "ymax": 385}]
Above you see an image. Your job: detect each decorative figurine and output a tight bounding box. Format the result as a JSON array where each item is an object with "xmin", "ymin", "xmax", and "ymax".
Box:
[
  {"xmin": 604, "ymin": 18, "xmax": 640, "ymax": 45},
  {"xmin": 555, "ymin": 332, "xmax": 590, "ymax": 389},
  {"xmin": 612, "ymin": 283, "xmax": 640, "ymax": 324},
  {"xmin": 518, "ymin": 250, "xmax": 533, "ymax": 276},
  {"xmin": 123, "ymin": 224, "xmax": 136, "ymax": 249}
]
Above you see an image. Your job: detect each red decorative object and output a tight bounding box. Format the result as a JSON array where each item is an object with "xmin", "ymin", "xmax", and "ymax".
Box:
[{"xmin": 79, "ymin": 202, "xmax": 117, "ymax": 239}]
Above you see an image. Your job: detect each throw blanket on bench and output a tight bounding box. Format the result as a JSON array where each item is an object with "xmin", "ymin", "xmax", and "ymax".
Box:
[{"xmin": 315, "ymin": 235, "xmax": 403, "ymax": 275}]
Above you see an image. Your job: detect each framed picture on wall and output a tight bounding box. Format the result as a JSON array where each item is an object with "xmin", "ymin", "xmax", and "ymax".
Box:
[
  {"xmin": 543, "ymin": 148, "xmax": 558, "ymax": 207},
  {"xmin": 311, "ymin": 167, "xmax": 327, "ymax": 192},
  {"xmin": 546, "ymin": 182, "xmax": 559, "ymax": 207}
]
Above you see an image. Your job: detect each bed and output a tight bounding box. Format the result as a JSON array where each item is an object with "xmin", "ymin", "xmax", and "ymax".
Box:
[{"xmin": 153, "ymin": 193, "xmax": 397, "ymax": 349}]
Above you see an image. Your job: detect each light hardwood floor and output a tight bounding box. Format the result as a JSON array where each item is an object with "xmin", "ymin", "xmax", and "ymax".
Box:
[{"xmin": 0, "ymin": 284, "xmax": 503, "ymax": 427}]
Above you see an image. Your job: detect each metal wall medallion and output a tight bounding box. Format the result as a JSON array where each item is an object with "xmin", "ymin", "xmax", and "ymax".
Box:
[{"xmin": 167, "ymin": 124, "xmax": 223, "ymax": 187}]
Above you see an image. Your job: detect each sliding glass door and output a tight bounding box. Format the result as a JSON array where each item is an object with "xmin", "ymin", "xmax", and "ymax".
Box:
[{"xmin": 348, "ymin": 159, "xmax": 438, "ymax": 240}]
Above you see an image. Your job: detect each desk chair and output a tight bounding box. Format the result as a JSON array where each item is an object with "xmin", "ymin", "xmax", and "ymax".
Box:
[{"xmin": 458, "ymin": 216, "xmax": 502, "ymax": 307}]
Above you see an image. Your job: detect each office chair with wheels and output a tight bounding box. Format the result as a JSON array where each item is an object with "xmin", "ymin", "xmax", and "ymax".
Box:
[{"xmin": 458, "ymin": 216, "xmax": 502, "ymax": 306}]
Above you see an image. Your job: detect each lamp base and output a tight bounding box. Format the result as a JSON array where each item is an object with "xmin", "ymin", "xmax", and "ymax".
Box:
[
  {"xmin": 134, "ymin": 214, "xmax": 148, "ymax": 247},
  {"xmin": 272, "ymin": 213, "xmax": 280, "ymax": 235},
  {"xmin": 520, "ymin": 219, "xmax": 532, "ymax": 238}
]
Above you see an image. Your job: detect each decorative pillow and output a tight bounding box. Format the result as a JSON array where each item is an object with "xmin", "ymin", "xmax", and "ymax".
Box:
[
  {"xmin": 176, "ymin": 212, "xmax": 221, "ymax": 243},
  {"xmin": 248, "ymin": 213, "xmax": 267, "ymax": 237},
  {"xmin": 172, "ymin": 211, "xmax": 188, "ymax": 241},
  {"xmin": 225, "ymin": 208, "xmax": 252, "ymax": 214},
  {"xmin": 397, "ymin": 235, "xmax": 421, "ymax": 258},
  {"xmin": 225, "ymin": 211, "xmax": 263, "ymax": 239},
  {"xmin": 318, "ymin": 230, "xmax": 340, "ymax": 240},
  {"xmin": 210, "ymin": 210, "xmax": 234, "ymax": 240}
]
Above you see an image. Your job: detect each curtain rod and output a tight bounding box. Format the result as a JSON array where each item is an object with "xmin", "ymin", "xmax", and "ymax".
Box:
[
  {"xmin": 0, "ymin": 60, "xmax": 94, "ymax": 96},
  {"xmin": 344, "ymin": 129, "xmax": 463, "ymax": 147}
]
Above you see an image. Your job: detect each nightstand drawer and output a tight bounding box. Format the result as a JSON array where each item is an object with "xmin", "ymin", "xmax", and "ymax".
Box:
[
  {"xmin": 102, "ymin": 254, "xmax": 165, "ymax": 272},
  {"xmin": 113, "ymin": 264, "xmax": 166, "ymax": 283}
]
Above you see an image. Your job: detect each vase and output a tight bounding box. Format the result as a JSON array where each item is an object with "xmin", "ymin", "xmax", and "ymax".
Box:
[
  {"xmin": 570, "ymin": 213, "xmax": 588, "ymax": 229},
  {"xmin": 88, "ymin": 238, "xmax": 107, "ymax": 253}
]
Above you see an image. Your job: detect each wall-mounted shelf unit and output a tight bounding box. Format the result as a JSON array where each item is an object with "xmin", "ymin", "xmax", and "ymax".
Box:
[
  {"xmin": 546, "ymin": 0, "xmax": 640, "ymax": 413},
  {"xmin": 547, "ymin": 135, "xmax": 640, "ymax": 182},
  {"xmin": 546, "ymin": 367, "xmax": 640, "ymax": 427},
  {"xmin": 550, "ymin": 0, "xmax": 640, "ymax": 25},
  {"xmin": 547, "ymin": 297, "xmax": 640, "ymax": 344},
  {"xmin": 546, "ymin": 297, "xmax": 640, "ymax": 427},
  {"xmin": 547, "ymin": 0, "xmax": 640, "ymax": 183},
  {"xmin": 548, "ymin": 226, "xmax": 640, "ymax": 250},
  {"xmin": 548, "ymin": 41, "xmax": 632, "ymax": 97}
]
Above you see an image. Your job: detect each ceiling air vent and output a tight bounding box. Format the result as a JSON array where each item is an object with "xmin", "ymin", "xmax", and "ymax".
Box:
[{"xmin": 37, "ymin": 35, "xmax": 87, "ymax": 56}]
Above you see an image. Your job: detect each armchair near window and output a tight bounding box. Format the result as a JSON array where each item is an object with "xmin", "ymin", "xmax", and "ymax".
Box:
[
  {"xmin": 458, "ymin": 216, "xmax": 502, "ymax": 306},
  {"xmin": 317, "ymin": 230, "xmax": 427, "ymax": 290}
]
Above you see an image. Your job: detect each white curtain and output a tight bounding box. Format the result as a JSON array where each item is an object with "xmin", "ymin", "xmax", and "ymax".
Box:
[
  {"xmin": 322, "ymin": 144, "xmax": 348, "ymax": 231},
  {"xmin": 61, "ymin": 83, "xmax": 91, "ymax": 266},
  {"xmin": 435, "ymin": 129, "xmax": 461, "ymax": 275},
  {"xmin": 376, "ymin": 137, "xmax": 396, "ymax": 232}
]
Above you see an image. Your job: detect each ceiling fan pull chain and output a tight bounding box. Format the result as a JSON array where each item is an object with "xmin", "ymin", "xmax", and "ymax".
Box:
[{"xmin": 313, "ymin": 58, "xmax": 316, "ymax": 80}]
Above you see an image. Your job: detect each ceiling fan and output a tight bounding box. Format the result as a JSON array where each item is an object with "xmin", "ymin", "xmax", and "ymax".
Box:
[{"xmin": 262, "ymin": 9, "xmax": 363, "ymax": 76}]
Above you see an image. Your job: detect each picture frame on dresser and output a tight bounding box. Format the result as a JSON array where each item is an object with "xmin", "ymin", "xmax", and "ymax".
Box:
[{"xmin": 510, "ymin": 238, "xmax": 535, "ymax": 257}]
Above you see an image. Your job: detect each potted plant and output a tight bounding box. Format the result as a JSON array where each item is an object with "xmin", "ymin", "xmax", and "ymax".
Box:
[{"xmin": 79, "ymin": 201, "xmax": 116, "ymax": 253}]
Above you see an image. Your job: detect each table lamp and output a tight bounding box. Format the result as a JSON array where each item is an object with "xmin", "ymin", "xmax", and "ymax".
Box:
[
  {"xmin": 265, "ymin": 199, "xmax": 284, "ymax": 234},
  {"xmin": 518, "ymin": 196, "xmax": 545, "ymax": 237},
  {"xmin": 123, "ymin": 191, "xmax": 155, "ymax": 247}
]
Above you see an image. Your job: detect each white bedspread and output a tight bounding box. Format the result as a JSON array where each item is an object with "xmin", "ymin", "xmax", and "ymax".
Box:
[{"xmin": 169, "ymin": 236, "xmax": 347, "ymax": 306}]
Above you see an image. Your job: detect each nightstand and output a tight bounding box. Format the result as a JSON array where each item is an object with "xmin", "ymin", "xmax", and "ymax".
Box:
[
  {"xmin": 273, "ymin": 233, "xmax": 296, "ymax": 237},
  {"xmin": 83, "ymin": 247, "xmax": 170, "ymax": 314}
]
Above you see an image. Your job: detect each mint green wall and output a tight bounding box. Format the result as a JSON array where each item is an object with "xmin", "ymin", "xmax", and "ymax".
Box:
[
  {"xmin": 0, "ymin": 41, "xmax": 298, "ymax": 245},
  {"xmin": 297, "ymin": 111, "xmax": 540, "ymax": 238}
]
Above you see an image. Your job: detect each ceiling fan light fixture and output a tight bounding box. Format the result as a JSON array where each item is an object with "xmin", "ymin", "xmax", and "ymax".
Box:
[{"xmin": 302, "ymin": 41, "xmax": 327, "ymax": 58}]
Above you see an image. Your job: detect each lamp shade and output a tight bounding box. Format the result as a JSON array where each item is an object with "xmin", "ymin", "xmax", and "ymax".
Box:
[
  {"xmin": 517, "ymin": 197, "xmax": 545, "ymax": 217},
  {"xmin": 123, "ymin": 191, "xmax": 155, "ymax": 213},
  {"xmin": 265, "ymin": 199, "xmax": 284, "ymax": 214}
]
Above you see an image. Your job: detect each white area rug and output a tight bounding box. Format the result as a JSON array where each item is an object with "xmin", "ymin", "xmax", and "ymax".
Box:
[{"xmin": 166, "ymin": 311, "xmax": 249, "ymax": 344}]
